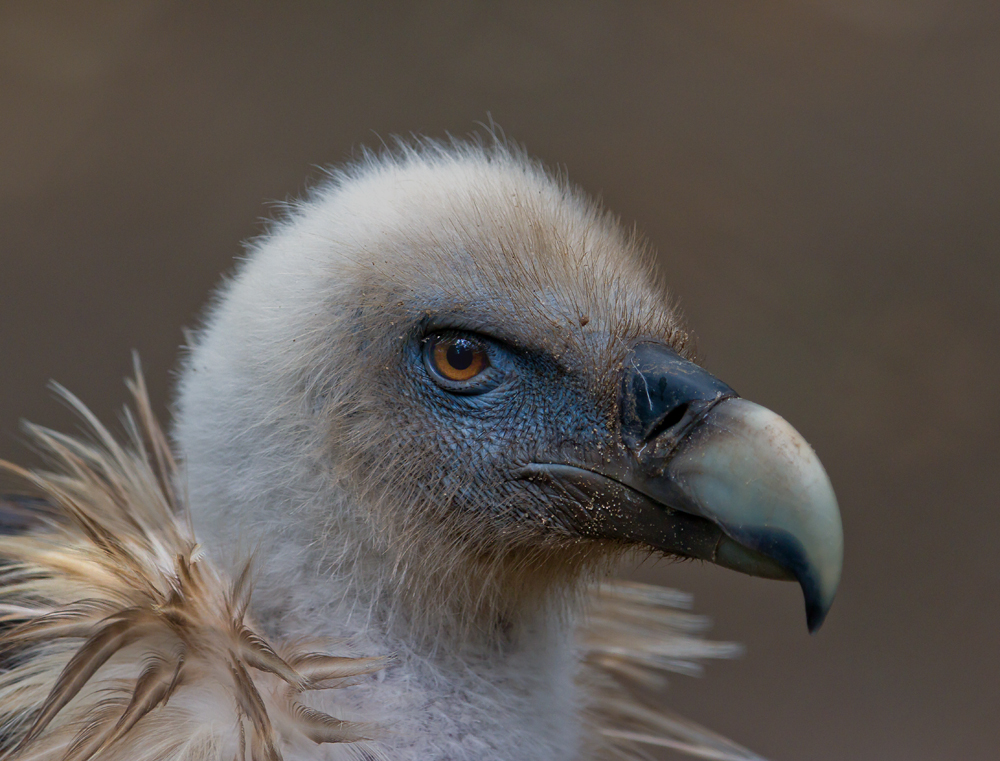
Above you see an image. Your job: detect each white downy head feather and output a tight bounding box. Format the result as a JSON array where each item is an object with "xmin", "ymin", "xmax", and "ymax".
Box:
[{"xmin": 1, "ymin": 139, "xmax": 767, "ymax": 761}]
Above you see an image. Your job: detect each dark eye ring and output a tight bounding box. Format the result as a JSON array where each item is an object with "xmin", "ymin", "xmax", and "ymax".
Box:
[{"xmin": 423, "ymin": 333, "xmax": 495, "ymax": 393}]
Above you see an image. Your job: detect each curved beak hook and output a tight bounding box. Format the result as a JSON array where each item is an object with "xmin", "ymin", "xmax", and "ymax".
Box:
[{"xmin": 618, "ymin": 342, "xmax": 844, "ymax": 632}]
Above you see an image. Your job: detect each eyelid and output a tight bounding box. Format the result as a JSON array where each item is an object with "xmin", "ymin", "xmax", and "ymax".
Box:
[{"xmin": 421, "ymin": 317, "xmax": 527, "ymax": 354}]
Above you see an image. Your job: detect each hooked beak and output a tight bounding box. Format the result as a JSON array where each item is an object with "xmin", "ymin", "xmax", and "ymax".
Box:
[{"xmin": 521, "ymin": 342, "xmax": 843, "ymax": 632}]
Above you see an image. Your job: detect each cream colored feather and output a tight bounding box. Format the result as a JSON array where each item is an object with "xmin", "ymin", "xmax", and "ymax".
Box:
[
  {"xmin": 0, "ymin": 366, "xmax": 385, "ymax": 761},
  {"xmin": 0, "ymin": 372, "xmax": 763, "ymax": 761},
  {"xmin": 0, "ymin": 368, "xmax": 764, "ymax": 761},
  {"xmin": 582, "ymin": 583, "xmax": 765, "ymax": 761}
]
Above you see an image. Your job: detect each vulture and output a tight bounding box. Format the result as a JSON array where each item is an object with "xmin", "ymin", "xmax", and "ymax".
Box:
[{"xmin": 0, "ymin": 139, "xmax": 843, "ymax": 761}]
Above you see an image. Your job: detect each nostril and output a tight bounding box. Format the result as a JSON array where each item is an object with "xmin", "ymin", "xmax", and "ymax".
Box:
[
  {"xmin": 661, "ymin": 402, "xmax": 688, "ymax": 429},
  {"xmin": 646, "ymin": 402, "xmax": 689, "ymax": 442}
]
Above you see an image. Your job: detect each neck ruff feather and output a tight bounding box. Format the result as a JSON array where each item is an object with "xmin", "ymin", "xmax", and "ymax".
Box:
[{"xmin": 0, "ymin": 366, "xmax": 764, "ymax": 761}]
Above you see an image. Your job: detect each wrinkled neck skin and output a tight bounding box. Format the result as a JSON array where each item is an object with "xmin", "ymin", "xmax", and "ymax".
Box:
[{"xmin": 186, "ymin": 476, "xmax": 587, "ymax": 761}]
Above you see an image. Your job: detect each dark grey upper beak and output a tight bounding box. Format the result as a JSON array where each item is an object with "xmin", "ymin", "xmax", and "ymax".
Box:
[
  {"xmin": 521, "ymin": 342, "xmax": 844, "ymax": 632},
  {"xmin": 620, "ymin": 342, "xmax": 843, "ymax": 631}
]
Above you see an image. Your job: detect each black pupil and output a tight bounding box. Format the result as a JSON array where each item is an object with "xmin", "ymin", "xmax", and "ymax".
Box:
[{"xmin": 446, "ymin": 340, "xmax": 475, "ymax": 370}]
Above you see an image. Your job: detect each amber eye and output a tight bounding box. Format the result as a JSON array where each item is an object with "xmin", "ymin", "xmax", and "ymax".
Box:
[{"xmin": 427, "ymin": 335, "xmax": 490, "ymax": 383}]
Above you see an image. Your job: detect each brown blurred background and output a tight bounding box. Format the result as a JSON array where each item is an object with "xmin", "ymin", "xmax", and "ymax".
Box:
[{"xmin": 2, "ymin": 2, "xmax": 998, "ymax": 759}]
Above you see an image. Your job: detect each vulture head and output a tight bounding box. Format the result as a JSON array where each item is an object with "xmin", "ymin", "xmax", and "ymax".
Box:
[{"xmin": 174, "ymin": 140, "xmax": 842, "ymax": 648}]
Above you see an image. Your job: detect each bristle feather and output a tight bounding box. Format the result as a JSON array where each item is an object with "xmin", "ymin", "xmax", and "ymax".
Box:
[
  {"xmin": 98, "ymin": 654, "xmax": 183, "ymax": 749},
  {"xmin": 291, "ymin": 655, "xmax": 388, "ymax": 687},
  {"xmin": 581, "ymin": 581, "xmax": 765, "ymax": 761},
  {"xmin": 235, "ymin": 628, "xmax": 305, "ymax": 690},
  {"xmin": 287, "ymin": 702, "xmax": 371, "ymax": 745},
  {"xmin": 228, "ymin": 658, "xmax": 280, "ymax": 761},
  {"xmin": 0, "ymin": 366, "xmax": 385, "ymax": 760},
  {"xmin": 17, "ymin": 614, "xmax": 149, "ymax": 747}
]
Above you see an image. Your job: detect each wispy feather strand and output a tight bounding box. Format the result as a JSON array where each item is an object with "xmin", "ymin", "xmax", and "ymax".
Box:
[{"xmin": 0, "ymin": 362, "xmax": 386, "ymax": 761}]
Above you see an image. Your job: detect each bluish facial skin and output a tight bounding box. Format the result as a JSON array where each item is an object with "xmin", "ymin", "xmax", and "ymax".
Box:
[
  {"xmin": 335, "ymin": 281, "xmax": 841, "ymax": 631},
  {"xmin": 392, "ymin": 319, "xmax": 617, "ymax": 537}
]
